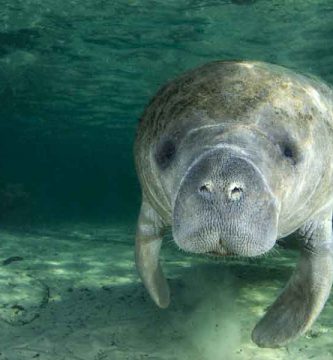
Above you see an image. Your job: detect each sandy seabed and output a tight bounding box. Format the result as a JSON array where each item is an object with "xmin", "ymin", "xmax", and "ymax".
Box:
[{"xmin": 0, "ymin": 223, "xmax": 332, "ymax": 360}]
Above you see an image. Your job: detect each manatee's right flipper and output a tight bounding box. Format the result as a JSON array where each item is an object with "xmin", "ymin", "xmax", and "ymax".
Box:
[
  {"xmin": 135, "ymin": 199, "xmax": 170, "ymax": 308},
  {"xmin": 252, "ymin": 211, "xmax": 333, "ymax": 347}
]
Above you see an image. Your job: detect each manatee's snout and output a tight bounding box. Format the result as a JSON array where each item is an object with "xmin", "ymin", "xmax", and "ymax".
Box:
[{"xmin": 172, "ymin": 147, "xmax": 279, "ymax": 257}]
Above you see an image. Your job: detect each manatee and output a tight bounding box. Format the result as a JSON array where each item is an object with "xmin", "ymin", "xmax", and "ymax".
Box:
[{"xmin": 134, "ymin": 60, "xmax": 333, "ymax": 348}]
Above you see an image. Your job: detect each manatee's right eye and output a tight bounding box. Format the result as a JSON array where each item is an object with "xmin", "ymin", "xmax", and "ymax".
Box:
[{"xmin": 155, "ymin": 138, "xmax": 176, "ymax": 170}]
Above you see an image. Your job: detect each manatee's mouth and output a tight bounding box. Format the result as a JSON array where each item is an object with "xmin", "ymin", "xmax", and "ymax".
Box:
[
  {"xmin": 206, "ymin": 250, "xmax": 236, "ymax": 257},
  {"xmin": 205, "ymin": 239, "xmax": 236, "ymax": 257}
]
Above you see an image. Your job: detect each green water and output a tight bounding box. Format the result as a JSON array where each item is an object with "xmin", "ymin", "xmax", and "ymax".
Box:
[{"xmin": 1, "ymin": 1, "xmax": 333, "ymax": 359}]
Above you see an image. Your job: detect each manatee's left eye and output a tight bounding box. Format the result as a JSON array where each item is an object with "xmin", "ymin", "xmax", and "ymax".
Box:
[{"xmin": 155, "ymin": 138, "xmax": 176, "ymax": 170}]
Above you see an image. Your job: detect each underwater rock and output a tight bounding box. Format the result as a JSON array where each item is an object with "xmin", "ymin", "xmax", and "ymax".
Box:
[
  {"xmin": 0, "ymin": 269, "xmax": 49, "ymax": 325},
  {"xmin": 2, "ymin": 256, "xmax": 24, "ymax": 266}
]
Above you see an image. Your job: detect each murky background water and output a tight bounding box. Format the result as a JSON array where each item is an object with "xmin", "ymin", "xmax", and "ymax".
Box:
[{"xmin": 1, "ymin": 1, "xmax": 333, "ymax": 359}]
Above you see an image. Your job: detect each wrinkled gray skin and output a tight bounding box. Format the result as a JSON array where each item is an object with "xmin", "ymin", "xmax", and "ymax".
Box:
[{"xmin": 134, "ymin": 61, "xmax": 333, "ymax": 348}]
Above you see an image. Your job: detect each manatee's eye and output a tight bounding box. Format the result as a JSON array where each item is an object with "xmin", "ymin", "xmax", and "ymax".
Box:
[
  {"xmin": 283, "ymin": 145, "xmax": 293, "ymax": 158},
  {"xmin": 280, "ymin": 142, "xmax": 298, "ymax": 165},
  {"xmin": 155, "ymin": 138, "xmax": 176, "ymax": 170}
]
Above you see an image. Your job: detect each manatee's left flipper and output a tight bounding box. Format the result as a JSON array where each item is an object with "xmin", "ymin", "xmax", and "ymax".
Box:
[{"xmin": 252, "ymin": 212, "xmax": 333, "ymax": 348}]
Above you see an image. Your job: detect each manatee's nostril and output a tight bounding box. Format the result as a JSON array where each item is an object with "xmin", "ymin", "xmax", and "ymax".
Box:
[
  {"xmin": 229, "ymin": 185, "xmax": 243, "ymax": 201},
  {"xmin": 198, "ymin": 182, "xmax": 213, "ymax": 194},
  {"xmin": 231, "ymin": 186, "xmax": 242, "ymax": 194},
  {"xmin": 199, "ymin": 185, "xmax": 209, "ymax": 192}
]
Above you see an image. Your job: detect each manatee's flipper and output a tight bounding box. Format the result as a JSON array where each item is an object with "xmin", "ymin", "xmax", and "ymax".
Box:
[
  {"xmin": 252, "ymin": 212, "xmax": 333, "ymax": 348},
  {"xmin": 135, "ymin": 199, "xmax": 170, "ymax": 308}
]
